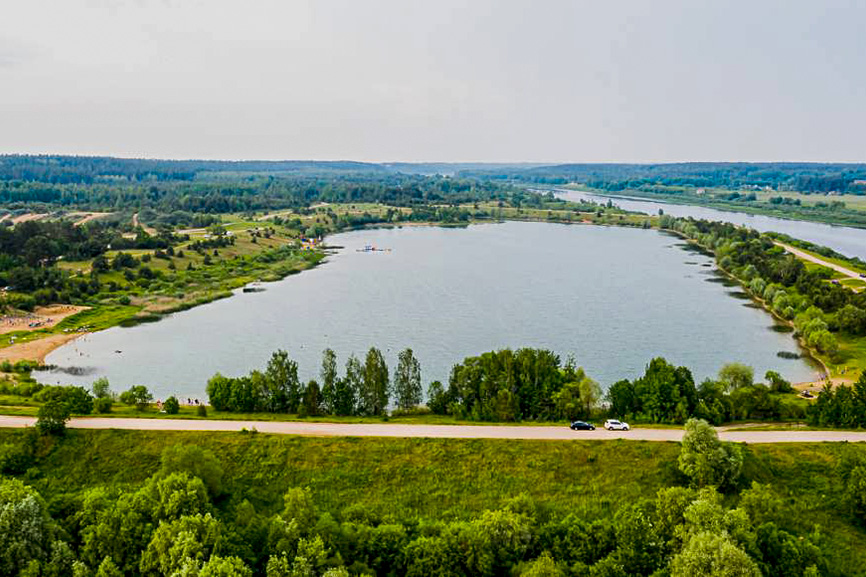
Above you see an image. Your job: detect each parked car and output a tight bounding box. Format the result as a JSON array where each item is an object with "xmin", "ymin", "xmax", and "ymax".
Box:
[
  {"xmin": 569, "ymin": 420, "xmax": 595, "ymax": 431},
  {"xmin": 604, "ymin": 419, "xmax": 630, "ymax": 431}
]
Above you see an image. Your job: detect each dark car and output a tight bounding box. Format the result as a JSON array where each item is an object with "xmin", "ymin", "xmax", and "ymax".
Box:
[{"xmin": 570, "ymin": 420, "xmax": 596, "ymax": 430}]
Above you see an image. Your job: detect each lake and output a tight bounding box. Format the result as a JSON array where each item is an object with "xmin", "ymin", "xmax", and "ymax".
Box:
[
  {"xmin": 38, "ymin": 221, "xmax": 816, "ymax": 399},
  {"xmin": 555, "ymin": 189, "xmax": 866, "ymax": 260}
]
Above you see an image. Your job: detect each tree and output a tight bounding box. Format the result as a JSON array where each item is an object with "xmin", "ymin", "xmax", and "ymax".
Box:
[
  {"xmin": 394, "ymin": 348, "xmax": 422, "ymax": 410},
  {"xmin": 159, "ymin": 444, "xmax": 224, "ymax": 497},
  {"xmin": 670, "ymin": 532, "xmax": 760, "ymax": 577},
  {"xmin": 146, "ymin": 472, "xmax": 210, "ymax": 521},
  {"xmin": 678, "ymin": 419, "xmax": 742, "ymax": 489},
  {"xmin": 163, "ymin": 396, "xmax": 180, "ymax": 415},
  {"xmin": 361, "ymin": 347, "xmax": 390, "ymax": 416},
  {"xmin": 764, "ymin": 371, "xmax": 793, "ymax": 394},
  {"xmin": 95, "ymin": 556, "xmax": 123, "ymax": 577},
  {"xmin": 119, "ymin": 385, "xmax": 153, "ymax": 411},
  {"xmin": 200, "ymin": 555, "xmax": 253, "ymax": 577},
  {"xmin": 301, "ymin": 380, "xmax": 321, "ymax": 417},
  {"xmin": 335, "ymin": 356, "xmax": 362, "ymax": 416},
  {"xmin": 139, "ymin": 513, "xmax": 222, "ymax": 576},
  {"xmin": 426, "ymin": 381, "xmax": 447, "ymax": 415},
  {"xmin": 282, "ymin": 487, "xmax": 317, "ymax": 535},
  {"xmin": 266, "ymin": 350, "xmax": 300, "ymax": 413},
  {"xmin": 0, "ymin": 478, "xmax": 55, "ymax": 575},
  {"xmin": 718, "ymin": 363, "xmax": 754, "ymax": 392},
  {"xmin": 91, "ymin": 377, "xmax": 112, "ymax": 399},
  {"xmin": 519, "ymin": 552, "xmax": 563, "ymax": 576},
  {"xmin": 320, "ymin": 348, "xmax": 338, "ymax": 415},
  {"xmin": 36, "ymin": 400, "xmax": 70, "ymax": 436},
  {"xmin": 578, "ymin": 377, "xmax": 602, "ymax": 419}
]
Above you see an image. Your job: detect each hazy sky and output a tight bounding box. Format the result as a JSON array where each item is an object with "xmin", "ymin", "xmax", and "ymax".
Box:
[{"xmin": 1, "ymin": 0, "xmax": 864, "ymax": 162}]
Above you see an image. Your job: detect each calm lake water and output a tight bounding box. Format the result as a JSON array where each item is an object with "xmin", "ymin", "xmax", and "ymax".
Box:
[
  {"xmin": 555, "ymin": 189, "xmax": 866, "ymax": 260},
  {"xmin": 39, "ymin": 221, "xmax": 816, "ymax": 399}
]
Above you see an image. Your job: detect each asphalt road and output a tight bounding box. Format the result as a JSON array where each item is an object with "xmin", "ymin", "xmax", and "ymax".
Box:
[{"xmin": 1, "ymin": 416, "xmax": 865, "ymax": 443}]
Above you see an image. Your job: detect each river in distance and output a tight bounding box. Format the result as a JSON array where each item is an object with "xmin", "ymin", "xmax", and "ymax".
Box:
[
  {"xmin": 555, "ymin": 189, "xmax": 866, "ymax": 261},
  {"xmin": 38, "ymin": 221, "xmax": 816, "ymax": 400}
]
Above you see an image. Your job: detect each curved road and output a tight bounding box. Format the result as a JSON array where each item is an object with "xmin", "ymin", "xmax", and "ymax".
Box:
[
  {"xmin": 775, "ymin": 241, "xmax": 865, "ymax": 284},
  {"xmin": 1, "ymin": 416, "xmax": 865, "ymax": 443}
]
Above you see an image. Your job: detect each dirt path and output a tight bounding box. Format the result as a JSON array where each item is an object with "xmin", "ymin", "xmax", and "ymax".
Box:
[
  {"xmin": 775, "ymin": 241, "xmax": 865, "ymax": 283},
  {"xmin": 132, "ymin": 213, "xmax": 158, "ymax": 236},
  {"xmin": 1, "ymin": 416, "xmax": 865, "ymax": 442}
]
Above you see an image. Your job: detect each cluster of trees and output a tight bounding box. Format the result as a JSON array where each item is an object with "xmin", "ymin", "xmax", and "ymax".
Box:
[
  {"xmin": 607, "ymin": 359, "xmax": 800, "ymax": 425},
  {"xmin": 0, "ymin": 220, "xmax": 176, "ymax": 308},
  {"xmin": 207, "ymin": 348, "xmax": 423, "ymax": 417},
  {"xmin": 808, "ymin": 372, "xmax": 866, "ymax": 428},
  {"xmin": 422, "ymin": 349, "xmax": 799, "ymax": 425},
  {"xmin": 426, "ymin": 348, "xmax": 600, "ymax": 422},
  {"xmin": 0, "ymin": 421, "xmax": 843, "ymax": 577},
  {"xmin": 663, "ymin": 216, "xmax": 866, "ymax": 358}
]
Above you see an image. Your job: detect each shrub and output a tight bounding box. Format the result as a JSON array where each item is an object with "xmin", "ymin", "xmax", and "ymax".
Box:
[
  {"xmin": 33, "ymin": 385, "xmax": 93, "ymax": 415},
  {"xmin": 163, "ymin": 396, "xmax": 180, "ymax": 415},
  {"xmin": 119, "ymin": 385, "xmax": 153, "ymax": 411},
  {"xmin": 94, "ymin": 397, "xmax": 113, "ymax": 414},
  {"xmin": 0, "ymin": 442, "xmax": 34, "ymax": 475},
  {"xmin": 197, "ymin": 404, "xmax": 208, "ymax": 418}
]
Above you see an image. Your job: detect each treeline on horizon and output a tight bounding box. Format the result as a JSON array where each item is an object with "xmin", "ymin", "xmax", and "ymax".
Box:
[
  {"xmin": 461, "ymin": 161, "xmax": 866, "ymax": 195},
  {"xmin": 203, "ymin": 347, "xmax": 816, "ymax": 425}
]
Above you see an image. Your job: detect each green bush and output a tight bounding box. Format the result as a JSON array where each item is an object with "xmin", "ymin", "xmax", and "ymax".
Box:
[
  {"xmin": 33, "ymin": 385, "xmax": 93, "ymax": 415},
  {"xmin": 94, "ymin": 397, "xmax": 113, "ymax": 414},
  {"xmin": 163, "ymin": 396, "xmax": 180, "ymax": 415},
  {"xmin": 0, "ymin": 442, "xmax": 34, "ymax": 475}
]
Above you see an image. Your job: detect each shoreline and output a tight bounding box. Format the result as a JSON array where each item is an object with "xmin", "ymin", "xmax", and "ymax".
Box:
[{"xmin": 564, "ymin": 186, "xmax": 866, "ymax": 232}]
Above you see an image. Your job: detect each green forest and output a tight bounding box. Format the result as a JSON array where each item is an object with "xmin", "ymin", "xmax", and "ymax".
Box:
[{"xmin": 2, "ymin": 419, "xmax": 866, "ymax": 576}]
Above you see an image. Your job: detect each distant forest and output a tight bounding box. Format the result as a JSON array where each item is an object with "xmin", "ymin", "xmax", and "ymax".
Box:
[
  {"xmin": 3, "ymin": 156, "xmax": 866, "ymax": 197},
  {"xmin": 459, "ymin": 162, "xmax": 866, "ymax": 194}
]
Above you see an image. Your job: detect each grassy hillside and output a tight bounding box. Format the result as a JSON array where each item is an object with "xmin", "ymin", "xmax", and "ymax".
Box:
[{"xmin": 2, "ymin": 429, "xmax": 865, "ymax": 574}]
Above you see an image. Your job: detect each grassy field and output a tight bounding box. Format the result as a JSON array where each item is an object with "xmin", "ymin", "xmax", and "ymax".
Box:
[
  {"xmin": 754, "ymin": 189, "xmax": 866, "ymax": 212},
  {"xmin": 1, "ymin": 428, "xmax": 864, "ymax": 573}
]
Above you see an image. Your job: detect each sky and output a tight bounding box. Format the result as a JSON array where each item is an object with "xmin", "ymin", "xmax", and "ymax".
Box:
[{"xmin": 1, "ymin": 0, "xmax": 865, "ymax": 163}]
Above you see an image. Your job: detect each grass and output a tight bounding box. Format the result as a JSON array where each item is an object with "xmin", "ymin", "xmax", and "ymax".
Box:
[{"xmin": 1, "ymin": 428, "xmax": 864, "ymax": 573}]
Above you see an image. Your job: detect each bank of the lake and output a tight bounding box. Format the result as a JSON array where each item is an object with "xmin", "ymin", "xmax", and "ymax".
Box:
[
  {"xmin": 555, "ymin": 188, "xmax": 866, "ymax": 261},
  {"xmin": 37, "ymin": 221, "xmax": 816, "ymax": 399}
]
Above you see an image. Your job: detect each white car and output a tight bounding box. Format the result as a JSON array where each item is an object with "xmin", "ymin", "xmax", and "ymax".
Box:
[{"xmin": 604, "ymin": 419, "xmax": 630, "ymax": 431}]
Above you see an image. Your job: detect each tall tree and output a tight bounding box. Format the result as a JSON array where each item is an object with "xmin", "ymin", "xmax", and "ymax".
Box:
[
  {"xmin": 265, "ymin": 350, "xmax": 300, "ymax": 413},
  {"xmin": 320, "ymin": 348, "xmax": 338, "ymax": 415},
  {"xmin": 336, "ymin": 355, "xmax": 362, "ymax": 416},
  {"xmin": 362, "ymin": 347, "xmax": 390, "ymax": 416},
  {"xmin": 301, "ymin": 380, "xmax": 322, "ymax": 417},
  {"xmin": 394, "ymin": 348, "xmax": 422, "ymax": 410}
]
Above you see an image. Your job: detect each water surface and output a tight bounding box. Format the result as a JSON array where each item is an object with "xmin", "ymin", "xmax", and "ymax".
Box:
[
  {"xmin": 40, "ymin": 222, "xmax": 815, "ymax": 398},
  {"xmin": 556, "ymin": 189, "xmax": 866, "ymax": 260}
]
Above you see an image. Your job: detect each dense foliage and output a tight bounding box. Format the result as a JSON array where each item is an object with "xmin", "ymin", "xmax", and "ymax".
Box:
[
  {"xmin": 808, "ymin": 372, "xmax": 866, "ymax": 428},
  {"xmin": 463, "ymin": 162, "xmax": 866, "ymax": 195},
  {"xmin": 206, "ymin": 348, "xmax": 422, "ymax": 418},
  {"xmin": 2, "ymin": 422, "xmax": 859, "ymax": 577}
]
